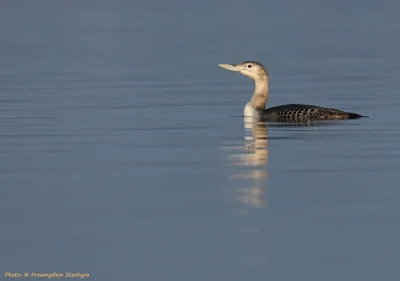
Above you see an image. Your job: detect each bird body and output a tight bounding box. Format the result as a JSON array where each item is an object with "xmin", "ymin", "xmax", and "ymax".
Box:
[{"xmin": 218, "ymin": 61, "xmax": 366, "ymax": 121}]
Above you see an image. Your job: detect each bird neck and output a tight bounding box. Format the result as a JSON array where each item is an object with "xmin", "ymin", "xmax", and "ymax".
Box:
[{"xmin": 248, "ymin": 75, "xmax": 269, "ymax": 110}]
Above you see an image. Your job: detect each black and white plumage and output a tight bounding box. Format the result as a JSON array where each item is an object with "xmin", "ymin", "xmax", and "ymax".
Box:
[{"xmin": 263, "ymin": 104, "xmax": 363, "ymax": 120}]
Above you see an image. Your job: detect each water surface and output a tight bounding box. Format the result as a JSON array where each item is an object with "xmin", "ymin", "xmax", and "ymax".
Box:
[{"xmin": 1, "ymin": 1, "xmax": 400, "ymax": 280}]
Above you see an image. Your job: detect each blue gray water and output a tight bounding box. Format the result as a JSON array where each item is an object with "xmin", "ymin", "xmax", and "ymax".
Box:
[{"xmin": 1, "ymin": 1, "xmax": 400, "ymax": 280}]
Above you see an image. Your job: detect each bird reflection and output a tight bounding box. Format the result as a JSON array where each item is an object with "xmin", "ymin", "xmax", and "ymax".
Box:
[
  {"xmin": 225, "ymin": 117, "xmax": 269, "ymax": 209},
  {"xmin": 224, "ymin": 117, "xmax": 344, "ymax": 209}
]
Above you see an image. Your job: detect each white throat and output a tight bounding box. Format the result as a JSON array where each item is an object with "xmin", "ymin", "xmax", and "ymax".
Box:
[{"xmin": 244, "ymin": 103, "xmax": 258, "ymax": 117}]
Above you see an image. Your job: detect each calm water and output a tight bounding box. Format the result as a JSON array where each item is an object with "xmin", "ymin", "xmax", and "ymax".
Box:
[{"xmin": 1, "ymin": 1, "xmax": 400, "ymax": 280}]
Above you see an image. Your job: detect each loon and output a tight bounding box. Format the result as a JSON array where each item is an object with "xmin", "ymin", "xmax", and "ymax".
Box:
[{"xmin": 218, "ymin": 61, "xmax": 366, "ymax": 121}]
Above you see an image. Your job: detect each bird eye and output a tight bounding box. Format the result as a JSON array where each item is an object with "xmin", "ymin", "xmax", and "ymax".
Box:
[{"xmin": 248, "ymin": 65, "xmax": 252, "ymax": 68}]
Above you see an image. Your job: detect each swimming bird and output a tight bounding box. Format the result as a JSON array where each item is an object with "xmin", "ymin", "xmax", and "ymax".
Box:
[{"xmin": 218, "ymin": 61, "xmax": 366, "ymax": 121}]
